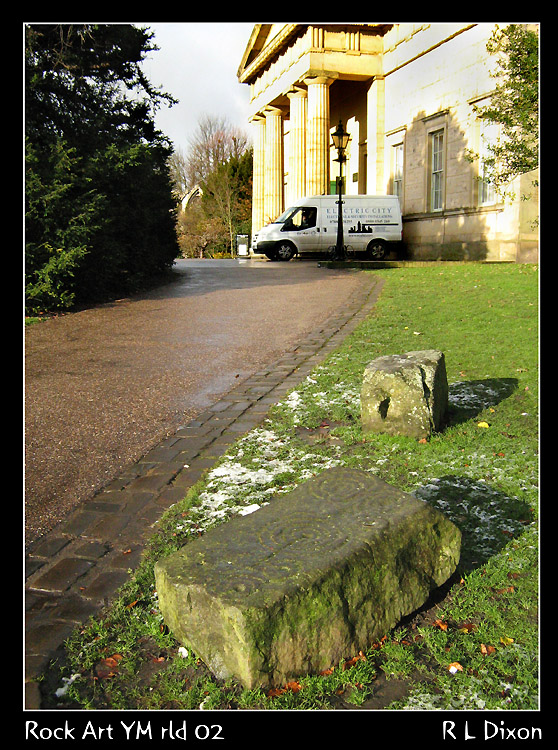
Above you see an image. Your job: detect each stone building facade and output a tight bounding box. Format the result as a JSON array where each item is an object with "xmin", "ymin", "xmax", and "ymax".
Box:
[{"xmin": 237, "ymin": 23, "xmax": 538, "ymax": 262}]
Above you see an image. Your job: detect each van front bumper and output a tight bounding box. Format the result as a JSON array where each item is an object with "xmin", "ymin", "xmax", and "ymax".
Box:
[{"xmin": 253, "ymin": 241, "xmax": 277, "ymax": 255}]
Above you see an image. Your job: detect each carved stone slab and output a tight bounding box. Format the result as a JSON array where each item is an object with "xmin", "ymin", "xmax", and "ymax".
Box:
[{"xmin": 154, "ymin": 467, "xmax": 461, "ymax": 688}]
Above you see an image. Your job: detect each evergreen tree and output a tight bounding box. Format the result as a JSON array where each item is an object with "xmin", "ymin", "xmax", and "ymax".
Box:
[{"xmin": 25, "ymin": 24, "xmax": 179, "ymax": 313}]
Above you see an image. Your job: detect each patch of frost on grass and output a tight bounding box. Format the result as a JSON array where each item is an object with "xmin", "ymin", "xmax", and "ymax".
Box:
[{"xmin": 174, "ymin": 425, "xmax": 342, "ymax": 536}]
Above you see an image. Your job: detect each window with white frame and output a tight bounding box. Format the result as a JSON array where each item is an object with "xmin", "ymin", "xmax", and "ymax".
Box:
[{"xmin": 429, "ymin": 129, "xmax": 444, "ymax": 211}]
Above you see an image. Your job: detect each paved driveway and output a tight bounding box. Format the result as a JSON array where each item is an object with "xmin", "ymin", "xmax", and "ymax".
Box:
[{"xmin": 25, "ymin": 259, "xmax": 367, "ymax": 544}]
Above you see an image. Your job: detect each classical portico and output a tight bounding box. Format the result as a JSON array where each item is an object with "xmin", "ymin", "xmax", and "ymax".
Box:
[{"xmin": 238, "ymin": 24, "xmax": 384, "ymax": 236}]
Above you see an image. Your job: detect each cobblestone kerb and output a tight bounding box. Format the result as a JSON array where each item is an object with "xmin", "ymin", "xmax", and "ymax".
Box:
[{"xmin": 24, "ymin": 272, "xmax": 384, "ymax": 709}]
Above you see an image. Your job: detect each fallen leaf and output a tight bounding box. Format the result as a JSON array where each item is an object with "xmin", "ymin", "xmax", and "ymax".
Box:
[
  {"xmin": 500, "ymin": 636, "xmax": 515, "ymax": 646},
  {"xmin": 496, "ymin": 586, "xmax": 515, "ymax": 594},
  {"xmin": 285, "ymin": 681, "xmax": 302, "ymax": 693},
  {"xmin": 477, "ymin": 421, "xmax": 490, "ymax": 428},
  {"xmin": 343, "ymin": 651, "xmax": 367, "ymax": 669},
  {"xmin": 448, "ymin": 662, "xmax": 463, "ymax": 674},
  {"xmin": 458, "ymin": 622, "xmax": 476, "ymax": 633},
  {"xmin": 418, "ymin": 437, "xmax": 428, "ymax": 444},
  {"xmin": 370, "ymin": 635, "xmax": 388, "ymax": 650},
  {"xmin": 268, "ymin": 681, "xmax": 302, "ymax": 697},
  {"xmin": 126, "ymin": 599, "xmax": 139, "ymax": 609},
  {"xmin": 480, "ymin": 643, "xmax": 496, "ymax": 656},
  {"xmin": 95, "ymin": 654, "xmax": 123, "ymax": 679},
  {"xmin": 433, "ymin": 619, "xmax": 448, "ymax": 631},
  {"xmin": 319, "ymin": 668, "xmax": 334, "ymax": 676}
]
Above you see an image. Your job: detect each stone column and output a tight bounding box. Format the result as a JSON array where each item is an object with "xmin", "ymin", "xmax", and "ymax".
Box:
[
  {"xmin": 287, "ymin": 88, "xmax": 307, "ymax": 204},
  {"xmin": 250, "ymin": 115, "xmax": 266, "ymax": 236},
  {"xmin": 366, "ymin": 76, "xmax": 385, "ymax": 194},
  {"xmin": 305, "ymin": 76, "xmax": 332, "ymax": 196},
  {"xmin": 264, "ymin": 107, "xmax": 284, "ymax": 224}
]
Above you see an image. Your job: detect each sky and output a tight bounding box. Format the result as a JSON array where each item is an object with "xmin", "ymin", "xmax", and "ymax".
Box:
[{"xmin": 139, "ymin": 22, "xmax": 255, "ymax": 155}]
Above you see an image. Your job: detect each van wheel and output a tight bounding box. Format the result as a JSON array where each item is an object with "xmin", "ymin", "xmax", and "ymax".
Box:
[
  {"xmin": 276, "ymin": 242, "xmax": 295, "ymax": 261},
  {"xmin": 366, "ymin": 239, "xmax": 387, "ymax": 260}
]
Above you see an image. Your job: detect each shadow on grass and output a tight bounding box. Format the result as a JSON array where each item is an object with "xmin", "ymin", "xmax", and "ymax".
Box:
[
  {"xmin": 446, "ymin": 378, "xmax": 518, "ymax": 426},
  {"xmin": 414, "ymin": 475, "xmax": 532, "ymax": 573}
]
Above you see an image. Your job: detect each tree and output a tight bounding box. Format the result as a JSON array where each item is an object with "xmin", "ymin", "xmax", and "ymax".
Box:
[
  {"xmin": 177, "ymin": 200, "xmax": 224, "ymax": 258},
  {"xmin": 201, "ymin": 147, "xmax": 253, "ymax": 253},
  {"xmin": 167, "ymin": 147, "xmax": 190, "ymax": 202},
  {"xmin": 176, "ymin": 115, "xmax": 252, "ymax": 257},
  {"xmin": 185, "ymin": 114, "xmax": 248, "ymax": 188},
  {"xmin": 472, "ymin": 24, "xmax": 539, "ymax": 200},
  {"xmin": 25, "ymin": 24, "xmax": 179, "ymax": 314}
]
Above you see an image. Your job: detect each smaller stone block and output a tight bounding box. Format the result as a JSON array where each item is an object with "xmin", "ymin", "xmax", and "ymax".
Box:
[{"xmin": 361, "ymin": 350, "xmax": 448, "ymax": 439}]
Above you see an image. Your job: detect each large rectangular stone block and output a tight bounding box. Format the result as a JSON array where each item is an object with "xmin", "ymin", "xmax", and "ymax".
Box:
[{"xmin": 154, "ymin": 467, "xmax": 461, "ymax": 689}]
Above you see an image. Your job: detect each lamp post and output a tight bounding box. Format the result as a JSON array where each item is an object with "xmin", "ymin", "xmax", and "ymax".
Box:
[{"xmin": 331, "ymin": 120, "xmax": 350, "ymax": 261}]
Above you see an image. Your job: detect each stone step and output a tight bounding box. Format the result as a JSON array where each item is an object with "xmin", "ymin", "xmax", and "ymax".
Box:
[{"xmin": 155, "ymin": 467, "xmax": 461, "ymax": 689}]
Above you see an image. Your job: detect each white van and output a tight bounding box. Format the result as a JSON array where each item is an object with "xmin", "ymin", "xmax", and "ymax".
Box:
[{"xmin": 252, "ymin": 194, "xmax": 402, "ymax": 261}]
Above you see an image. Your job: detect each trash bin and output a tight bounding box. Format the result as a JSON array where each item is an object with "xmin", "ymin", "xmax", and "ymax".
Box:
[{"xmin": 236, "ymin": 234, "xmax": 249, "ymax": 257}]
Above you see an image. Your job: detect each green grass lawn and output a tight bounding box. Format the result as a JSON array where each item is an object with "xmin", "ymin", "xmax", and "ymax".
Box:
[{"xmin": 43, "ymin": 263, "xmax": 539, "ymax": 711}]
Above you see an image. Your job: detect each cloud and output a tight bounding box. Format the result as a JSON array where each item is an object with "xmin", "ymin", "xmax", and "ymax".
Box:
[{"xmin": 141, "ymin": 22, "xmax": 254, "ymax": 153}]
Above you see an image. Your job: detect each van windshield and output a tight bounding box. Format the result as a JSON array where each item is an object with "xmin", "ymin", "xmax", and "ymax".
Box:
[{"xmin": 273, "ymin": 207, "xmax": 301, "ymax": 224}]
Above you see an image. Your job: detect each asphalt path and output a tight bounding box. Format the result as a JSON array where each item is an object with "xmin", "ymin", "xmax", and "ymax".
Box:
[{"xmin": 25, "ymin": 258, "xmax": 367, "ymax": 545}]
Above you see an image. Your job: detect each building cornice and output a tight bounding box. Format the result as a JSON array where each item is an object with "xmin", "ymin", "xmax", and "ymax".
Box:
[
  {"xmin": 237, "ymin": 24, "xmax": 301, "ymax": 84},
  {"xmin": 238, "ymin": 23, "xmax": 390, "ymax": 84}
]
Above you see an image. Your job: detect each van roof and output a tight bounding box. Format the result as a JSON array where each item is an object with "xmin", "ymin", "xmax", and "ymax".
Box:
[{"xmin": 303, "ymin": 194, "xmax": 397, "ymax": 201}]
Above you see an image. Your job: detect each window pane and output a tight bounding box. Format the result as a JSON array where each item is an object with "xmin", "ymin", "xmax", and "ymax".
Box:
[
  {"xmin": 430, "ymin": 130, "xmax": 444, "ymax": 211},
  {"xmin": 393, "ymin": 143, "xmax": 404, "ymax": 199},
  {"xmin": 478, "ymin": 120, "xmax": 497, "ymax": 205},
  {"xmin": 432, "ymin": 172, "xmax": 442, "ymax": 210}
]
